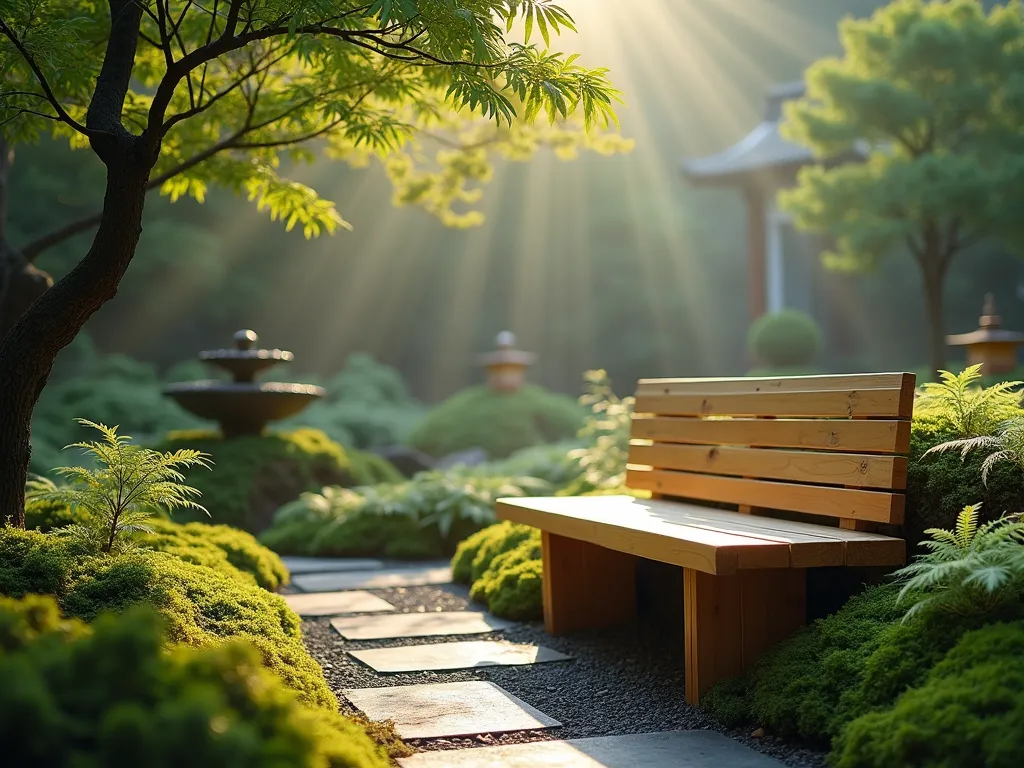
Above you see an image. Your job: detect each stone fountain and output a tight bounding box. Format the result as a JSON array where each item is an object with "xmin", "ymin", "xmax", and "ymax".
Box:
[{"xmin": 164, "ymin": 329, "xmax": 324, "ymax": 437}]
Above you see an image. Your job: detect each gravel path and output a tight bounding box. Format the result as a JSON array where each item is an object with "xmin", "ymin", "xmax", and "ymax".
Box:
[{"xmin": 300, "ymin": 583, "xmax": 828, "ymax": 767}]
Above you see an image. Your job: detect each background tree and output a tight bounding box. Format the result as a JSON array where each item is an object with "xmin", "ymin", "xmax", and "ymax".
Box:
[
  {"xmin": 0, "ymin": 0, "xmax": 619, "ymax": 527},
  {"xmin": 780, "ymin": 0, "xmax": 1024, "ymax": 376}
]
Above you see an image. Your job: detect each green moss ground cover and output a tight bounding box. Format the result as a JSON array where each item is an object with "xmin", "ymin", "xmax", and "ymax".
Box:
[{"xmin": 0, "ymin": 594, "xmax": 390, "ymax": 768}]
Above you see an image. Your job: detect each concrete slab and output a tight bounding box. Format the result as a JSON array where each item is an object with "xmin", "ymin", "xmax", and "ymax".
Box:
[
  {"xmin": 397, "ymin": 730, "xmax": 785, "ymax": 767},
  {"xmin": 282, "ymin": 557, "xmax": 384, "ymax": 574},
  {"xmin": 293, "ymin": 564, "xmax": 451, "ymax": 592},
  {"xmin": 283, "ymin": 590, "xmax": 396, "ymax": 618},
  {"xmin": 343, "ymin": 681, "xmax": 560, "ymax": 740},
  {"xmin": 350, "ymin": 640, "xmax": 571, "ymax": 673},
  {"xmin": 330, "ymin": 611, "xmax": 513, "ymax": 640}
]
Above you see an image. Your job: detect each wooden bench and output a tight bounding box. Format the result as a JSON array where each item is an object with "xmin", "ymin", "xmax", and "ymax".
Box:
[{"xmin": 496, "ymin": 372, "xmax": 915, "ymax": 705}]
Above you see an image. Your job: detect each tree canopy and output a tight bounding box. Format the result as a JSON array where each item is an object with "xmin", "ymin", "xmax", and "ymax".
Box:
[
  {"xmin": 780, "ymin": 0, "xmax": 1024, "ymax": 374},
  {"xmin": 0, "ymin": 0, "xmax": 628, "ymax": 251}
]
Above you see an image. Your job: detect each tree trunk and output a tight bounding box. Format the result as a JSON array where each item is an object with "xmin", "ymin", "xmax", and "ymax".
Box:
[
  {"xmin": 0, "ymin": 156, "xmax": 150, "ymax": 527},
  {"xmin": 921, "ymin": 256, "xmax": 948, "ymax": 381}
]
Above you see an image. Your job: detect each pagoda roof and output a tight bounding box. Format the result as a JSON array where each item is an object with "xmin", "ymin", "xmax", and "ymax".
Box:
[
  {"xmin": 947, "ymin": 328, "xmax": 1024, "ymax": 346},
  {"xmin": 682, "ymin": 120, "xmax": 814, "ymax": 186}
]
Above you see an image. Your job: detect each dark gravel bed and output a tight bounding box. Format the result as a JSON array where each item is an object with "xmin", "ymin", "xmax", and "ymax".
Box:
[{"xmin": 300, "ymin": 583, "xmax": 827, "ymax": 768}]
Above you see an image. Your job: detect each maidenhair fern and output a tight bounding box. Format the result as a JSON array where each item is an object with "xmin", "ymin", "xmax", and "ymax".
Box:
[
  {"xmin": 895, "ymin": 503, "xmax": 1024, "ymax": 621},
  {"xmin": 915, "ymin": 365, "xmax": 1023, "ymax": 438},
  {"xmin": 25, "ymin": 420, "xmax": 212, "ymax": 554}
]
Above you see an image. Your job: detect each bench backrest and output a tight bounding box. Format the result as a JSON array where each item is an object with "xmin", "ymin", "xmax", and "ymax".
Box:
[{"xmin": 626, "ymin": 373, "xmax": 917, "ymax": 528}]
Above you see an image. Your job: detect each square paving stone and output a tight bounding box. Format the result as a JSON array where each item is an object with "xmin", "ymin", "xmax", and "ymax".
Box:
[
  {"xmin": 282, "ymin": 557, "xmax": 384, "ymax": 574},
  {"xmin": 397, "ymin": 730, "xmax": 784, "ymax": 767},
  {"xmin": 343, "ymin": 681, "xmax": 560, "ymax": 740},
  {"xmin": 283, "ymin": 591, "xmax": 396, "ymax": 617},
  {"xmin": 330, "ymin": 611, "xmax": 514, "ymax": 640},
  {"xmin": 349, "ymin": 640, "xmax": 571, "ymax": 673},
  {"xmin": 292, "ymin": 564, "xmax": 451, "ymax": 592}
]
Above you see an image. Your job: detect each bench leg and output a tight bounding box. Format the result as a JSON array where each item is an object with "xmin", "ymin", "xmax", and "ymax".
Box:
[
  {"xmin": 683, "ymin": 567, "xmax": 806, "ymax": 706},
  {"xmin": 542, "ymin": 532, "xmax": 637, "ymax": 635}
]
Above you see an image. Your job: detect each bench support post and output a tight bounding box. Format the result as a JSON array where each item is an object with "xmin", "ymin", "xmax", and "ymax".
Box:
[
  {"xmin": 683, "ymin": 567, "xmax": 806, "ymax": 705},
  {"xmin": 542, "ymin": 532, "xmax": 637, "ymax": 635}
]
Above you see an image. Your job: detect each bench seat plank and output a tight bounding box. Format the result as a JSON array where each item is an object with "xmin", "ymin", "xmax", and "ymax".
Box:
[
  {"xmin": 626, "ymin": 468, "xmax": 905, "ymax": 525},
  {"xmin": 632, "ymin": 416, "xmax": 912, "ymax": 454},
  {"xmin": 636, "ymin": 373, "xmax": 914, "ymax": 397},
  {"xmin": 629, "ymin": 443, "xmax": 908, "ymax": 489},
  {"xmin": 496, "ymin": 495, "xmax": 904, "ymax": 574}
]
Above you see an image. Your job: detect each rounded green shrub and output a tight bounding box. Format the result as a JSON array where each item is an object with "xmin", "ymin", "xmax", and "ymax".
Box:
[
  {"xmin": 408, "ymin": 385, "xmax": 585, "ymax": 460},
  {"xmin": 747, "ymin": 310, "xmax": 822, "ymax": 369},
  {"xmin": 469, "ymin": 537, "xmax": 543, "ymax": 620},
  {"xmin": 834, "ymin": 622, "xmax": 1024, "ymax": 768},
  {"xmin": 155, "ymin": 428, "xmax": 397, "ymax": 532},
  {"xmin": 138, "ymin": 519, "xmax": 289, "ymax": 591},
  {"xmin": 452, "ymin": 521, "xmax": 540, "ymax": 584},
  {"xmin": 0, "ymin": 594, "xmax": 389, "ymax": 768},
  {"xmin": 0, "ymin": 528, "xmax": 332, "ymax": 710},
  {"xmin": 906, "ymin": 415, "xmax": 1024, "ymax": 549}
]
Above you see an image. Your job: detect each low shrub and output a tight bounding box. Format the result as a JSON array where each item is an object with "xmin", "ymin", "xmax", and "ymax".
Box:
[
  {"xmin": 138, "ymin": 519, "xmax": 289, "ymax": 591},
  {"xmin": 470, "ymin": 537, "xmax": 543, "ymax": 620},
  {"xmin": 0, "ymin": 594, "xmax": 390, "ymax": 768},
  {"xmin": 0, "ymin": 528, "xmax": 332, "ymax": 710},
  {"xmin": 408, "ymin": 384, "xmax": 585, "ymax": 460},
  {"xmin": 834, "ymin": 621, "xmax": 1024, "ymax": 768},
  {"xmin": 155, "ymin": 429, "xmax": 397, "ymax": 532},
  {"xmin": 262, "ymin": 471, "xmax": 552, "ymax": 560},
  {"xmin": 452, "ymin": 521, "xmax": 540, "ymax": 584},
  {"xmin": 747, "ymin": 310, "xmax": 821, "ymax": 369}
]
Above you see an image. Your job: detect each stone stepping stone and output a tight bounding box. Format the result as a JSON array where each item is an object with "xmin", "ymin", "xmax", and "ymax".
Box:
[
  {"xmin": 293, "ymin": 564, "xmax": 451, "ymax": 593},
  {"xmin": 343, "ymin": 681, "xmax": 560, "ymax": 740},
  {"xmin": 283, "ymin": 591, "xmax": 396, "ymax": 618},
  {"xmin": 350, "ymin": 640, "xmax": 571, "ymax": 673},
  {"xmin": 397, "ymin": 730, "xmax": 785, "ymax": 767},
  {"xmin": 282, "ymin": 556, "xmax": 384, "ymax": 574},
  {"xmin": 331, "ymin": 611, "xmax": 513, "ymax": 640}
]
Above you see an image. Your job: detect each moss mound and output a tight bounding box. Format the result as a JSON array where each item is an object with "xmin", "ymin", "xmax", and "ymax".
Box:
[
  {"xmin": 0, "ymin": 594, "xmax": 389, "ymax": 768},
  {"xmin": 835, "ymin": 621, "xmax": 1024, "ymax": 768},
  {"xmin": 156, "ymin": 428, "xmax": 398, "ymax": 532},
  {"xmin": 409, "ymin": 385, "xmax": 585, "ymax": 460},
  {"xmin": 138, "ymin": 519, "xmax": 289, "ymax": 591},
  {"xmin": 0, "ymin": 528, "xmax": 331, "ymax": 710},
  {"xmin": 453, "ymin": 522, "xmax": 544, "ymax": 621},
  {"xmin": 906, "ymin": 415, "xmax": 1024, "ymax": 548}
]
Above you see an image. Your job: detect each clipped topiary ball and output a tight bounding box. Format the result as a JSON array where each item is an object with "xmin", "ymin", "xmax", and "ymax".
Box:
[
  {"xmin": 748, "ymin": 310, "xmax": 822, "ymax": 369},
  {"xmin": 409, "ymin": 385, "xmax": 584, "ymax": 460}
]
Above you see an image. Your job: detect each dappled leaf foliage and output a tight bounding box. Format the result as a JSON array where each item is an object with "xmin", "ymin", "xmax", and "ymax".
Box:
[{"xmin": 1, "ymin": 0, "xmax": 629, "ymax": 238}]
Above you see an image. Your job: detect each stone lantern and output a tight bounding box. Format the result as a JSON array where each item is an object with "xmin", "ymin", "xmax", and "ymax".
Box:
[
  {"xmin": 477, "ymin": 331, "xmax": 536, "ymax": 393},
  {"xmin": 947, "ymin": 294, "xmax": 1024, "ymax": 376}
]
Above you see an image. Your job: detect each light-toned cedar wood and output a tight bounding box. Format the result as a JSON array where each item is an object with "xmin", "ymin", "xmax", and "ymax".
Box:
[
  {"xmin": 631, "ymin": 416, "xmax": 912, "ymax": 454},
  {"xmin": 541, "ymin": 532, "xmax": 637, "ymax": 635},
  {"xmin": 634, "ymin": 388, "xmax": 908, "ymax": 419},
  {"xmin": 497, "ymin": 498, "xmax": 791, "ymax": 574},
  {"xmin": 684, "ymin": 569, "xmax": 743, "ymax": 706},
  {"xmin": 637, "ymin": 372, "xmax": 915, "ymax": 399},
  {"xmin": 840, "ymin": 518, "xmax": 874, "ymax": 532},
  {"xmin": 629, "ymin": 443, "xmax": 908, "ymax": 490},
  {"xmin": 625, "ymin": 468, "xmax": 906, "ymax": 525},
  {"xmin": 497, "ymin": 496, "xmax": 905, "ymax": 569},
  {"xmin": 737, "ymin": 568, "xmax": 806, "ymax": 682},
  {"xmin": 683, "ymin": 567, "xmax": 807, "ymax": 706}
]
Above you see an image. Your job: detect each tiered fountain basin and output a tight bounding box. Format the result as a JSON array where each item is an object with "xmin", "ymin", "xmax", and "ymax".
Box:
[{"xmin": 164, "ymin": 330, "xmax": 324, "ymax": 438}]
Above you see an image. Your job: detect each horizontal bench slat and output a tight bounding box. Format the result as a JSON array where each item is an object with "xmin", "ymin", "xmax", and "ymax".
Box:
[
  {"xmin": 631, "ymin": 416, "xmax": 911, "ymax": 454},
  {"xmin": 496, "ymin": 495, "xmax": 905, "ymax": 572},
  {"xmin": 626, "ymin": 468, "xmax": 905, "ymax": 525},
  {"xmin": 629, "ymin": 443, "xmax": 908, "ymax": 490},
  {"xmin": 636, "ymin": 372, "xmax": 915, "ymax": 397},
  {"xmin": 634, "ymin": 387, "xmax": 911, "ymax": 419}
]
